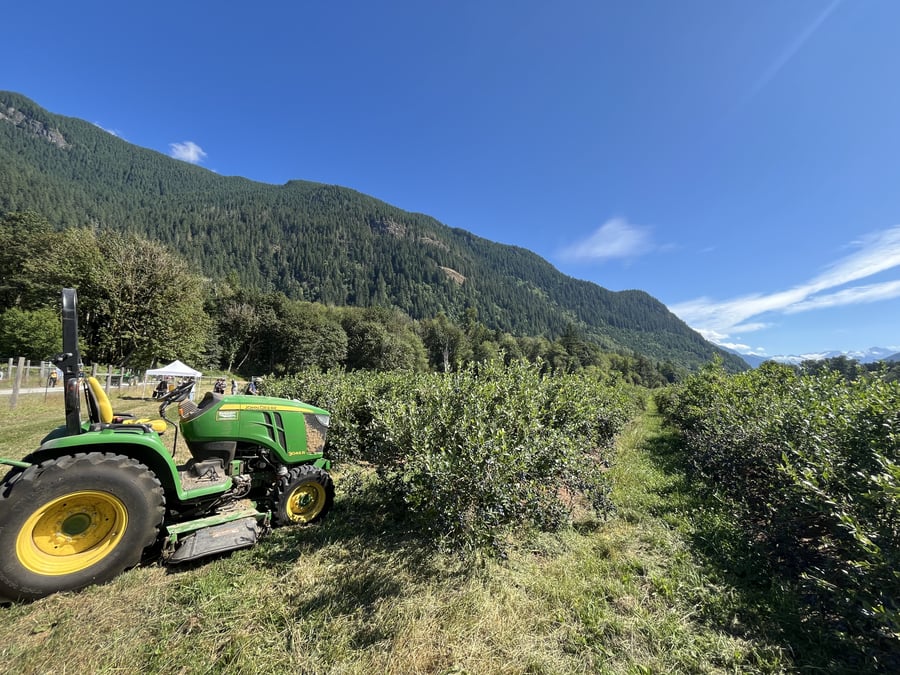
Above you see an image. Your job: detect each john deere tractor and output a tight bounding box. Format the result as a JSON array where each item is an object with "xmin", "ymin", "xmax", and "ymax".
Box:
[{"xmin": 0, "ymin": 288, "xmax": 334, "ymax": 601}]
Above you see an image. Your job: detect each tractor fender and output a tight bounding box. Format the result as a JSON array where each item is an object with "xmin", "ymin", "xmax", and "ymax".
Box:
[{"xmin": 20, "ymin": 430, "xmax": 183, "ymax": 504}]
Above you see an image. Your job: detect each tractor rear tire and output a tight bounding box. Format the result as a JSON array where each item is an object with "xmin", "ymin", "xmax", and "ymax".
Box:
[
  {"xmin": 275, "ymin": 465, "xmax": 334, "ymax": 526},
  {"xmin": 0, "ymin": 453, "xmax": 165, "ymax": 601}
]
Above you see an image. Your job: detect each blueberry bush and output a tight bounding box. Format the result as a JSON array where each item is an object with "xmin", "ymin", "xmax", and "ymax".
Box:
[
  {"xmin": 656, "ymin": 361, "xmax": 899, "ymax": 661},
  {"xmin": 266, "ymin": 360, "xmax": 642, "ymax": 556}
]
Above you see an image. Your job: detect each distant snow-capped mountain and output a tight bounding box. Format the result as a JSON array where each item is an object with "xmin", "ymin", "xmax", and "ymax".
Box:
[{"xmin": 730, "ymin": 347, "xmax": 899, "ymax": 368}]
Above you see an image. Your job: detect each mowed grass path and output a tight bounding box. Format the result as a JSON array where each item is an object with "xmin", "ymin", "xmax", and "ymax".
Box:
[{"xmin": 0, "ymin": 392, "xmax": 791, "ymax": 674}]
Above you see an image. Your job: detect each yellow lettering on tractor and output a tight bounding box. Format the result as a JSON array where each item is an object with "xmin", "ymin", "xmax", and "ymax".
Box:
[{"xmin": 219, "ymin": 404, "xmax": 318, "ymax": 413}]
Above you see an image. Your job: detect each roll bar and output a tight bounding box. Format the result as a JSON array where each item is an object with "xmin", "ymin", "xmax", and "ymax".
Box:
[{"xmin": 56, "ymin": 288, "xmax": 82, "ymax": 436}]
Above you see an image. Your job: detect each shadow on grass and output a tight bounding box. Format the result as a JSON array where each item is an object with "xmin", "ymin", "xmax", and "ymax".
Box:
[
  {"xmin": 263, "ymin": 472, "xmax": 470, "ymax": 649},
  {"xmin": 160, "ymin": 471, "xmax": 463, "ymax": 648},
  {"xmin": 165, "ymin": 469, "xmax": 454, "ymax": 580},
  {"xmin": 277, "ymin": 468, "xmax": 454, "ymax": 557},
  {"xmin": 290, "ymin": 566, "xmax": 402, "ymax": 649},
  {"xmin": 640, "ymin": 425, "xmax": 891, "ymax": 674}
]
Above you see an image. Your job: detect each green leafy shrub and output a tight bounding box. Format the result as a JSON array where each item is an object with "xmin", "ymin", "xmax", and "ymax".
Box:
[
  {"xmin": 268, "ymin": 361, "xmax": 641, "ymax": 556},
  {"xmin": 657, "ymin": 363, "xmax": 900, "ymax": 662},
  {"xmin": 265, "ymin": 369, "xmax": 418, "ymax": 465}
]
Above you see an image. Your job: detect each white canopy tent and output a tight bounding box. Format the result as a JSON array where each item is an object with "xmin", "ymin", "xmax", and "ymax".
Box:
[
  {"xmin": 143, "ymin": 360, "xmax": 203, "ymax": 399},
  {"xmin": 145, "ymin": 360, "xmax": 202, "ymax": 379}
]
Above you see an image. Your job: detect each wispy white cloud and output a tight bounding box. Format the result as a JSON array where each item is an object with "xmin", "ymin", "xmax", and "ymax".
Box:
[
  {"xmin": 670, "ymin": 225, "xmax": 900, "ymax": 348},
  {"xmin": 169, "ymin": 141, "xmax": 207, "ymax": 164},
  {"xmin": 560, "ymin": 218, "xmax": 654, "ymax": 261},
  {"xmin": 784, "ymin": 280, "xmax": 900, "ymax": 314},
  {"xmin": 813, "ymin": 227, "xmax": 900, "ymax": 289},
  {"xmin": 94, "ymin": 122, "xmax": 122, "ymax": 138},
  {"xmin": 716, "ymin": 341, "xmax": 768, "ymax": 356},
  {"xmin": 730, "ymin": 322, "xmax": 772, "ymax": 333}
]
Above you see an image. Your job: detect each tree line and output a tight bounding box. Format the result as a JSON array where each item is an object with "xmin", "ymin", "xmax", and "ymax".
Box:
[
  {"xmin": 796, "ymin": 354, "xmax": 900, "ymax": 383},
  {"xmin": 0, "ymin": 211, "xmax": 679, "ymax": 387}
]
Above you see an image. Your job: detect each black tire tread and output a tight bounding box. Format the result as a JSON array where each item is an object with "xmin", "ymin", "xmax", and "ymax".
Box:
[
  {"xmin": 274, "ymin": 465, "xmax": 335, "ymax": 526},
  {"xmin": 0, "ymin": 452, "xmax": 165, "ymax": 601}
]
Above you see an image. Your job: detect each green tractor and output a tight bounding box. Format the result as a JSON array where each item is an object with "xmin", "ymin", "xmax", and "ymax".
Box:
[{"xmin": 0, "ymin": 288, "xmax": 335, "ymax": 601}]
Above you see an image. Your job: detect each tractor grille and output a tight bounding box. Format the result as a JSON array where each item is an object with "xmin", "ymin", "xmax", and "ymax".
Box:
[
  {"xmin": 304, "ymin": 414, "xmax": 328, "ymax": 454},
  {"xmin": 179, "ymin": 400, "xmax": 200, "ymax": 418}
]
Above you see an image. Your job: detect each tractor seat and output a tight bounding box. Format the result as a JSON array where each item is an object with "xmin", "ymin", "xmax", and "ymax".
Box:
[{"xmin": 85, "ymin": 376, "xmax": 168, "ymax": 434}]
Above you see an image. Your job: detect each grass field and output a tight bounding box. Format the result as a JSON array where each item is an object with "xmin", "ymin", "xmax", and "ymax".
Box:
[{"xmin": 0, "ymin": 390, "xmax": 847, "ymax": 673}]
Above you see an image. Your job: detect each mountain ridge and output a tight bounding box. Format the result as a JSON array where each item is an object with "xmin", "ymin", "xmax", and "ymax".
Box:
[
  {"xmin": 0, "ymin": 90, "xmax": 747, "ymax": 372},
  {"xmin": 730, "ymin": 346, "xmax": 900, "ymax": 368}
]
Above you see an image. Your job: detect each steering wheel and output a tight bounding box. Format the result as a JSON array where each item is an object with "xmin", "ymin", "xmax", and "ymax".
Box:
[{"xmin": 159, "ymin": 379, "xmax": 195, "ymax": 404}]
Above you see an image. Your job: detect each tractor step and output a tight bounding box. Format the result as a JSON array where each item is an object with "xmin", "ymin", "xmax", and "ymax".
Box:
[
  {"xmin": 166, "ymin": 516, "xmax": 261, "ymax": 564},
  {"xmin": 177, "ymin": 458, "xmax": 230, "ymax": 494}
]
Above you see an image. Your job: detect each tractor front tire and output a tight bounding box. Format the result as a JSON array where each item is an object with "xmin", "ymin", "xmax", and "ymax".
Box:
[
  {"xmin": 0, "ymin": 453, "xmax": 165, "ymax": 602},
  {"xmin": 275, "ymin": 465, "xmax": 334, "ymax": 526}
]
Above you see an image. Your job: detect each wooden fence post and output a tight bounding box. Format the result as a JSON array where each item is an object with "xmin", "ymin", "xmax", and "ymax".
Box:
[{"xmin": 9, "ymin": 356, "xmax": 25, "ymax": 409}]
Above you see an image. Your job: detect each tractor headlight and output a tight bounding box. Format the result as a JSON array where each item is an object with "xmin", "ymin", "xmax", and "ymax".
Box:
[{"xmin": 315, "ymin": 414, "xmax": 331, "ymax": 428}]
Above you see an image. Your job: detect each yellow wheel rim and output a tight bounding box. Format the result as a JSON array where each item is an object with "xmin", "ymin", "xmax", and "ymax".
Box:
[
  {"xmin": 16, "ymin": 490, "xmax": 128, "ymax": 576},
  {"xmin": 286, "ymin": 482, "xmax": 325, "ymax": 523}
]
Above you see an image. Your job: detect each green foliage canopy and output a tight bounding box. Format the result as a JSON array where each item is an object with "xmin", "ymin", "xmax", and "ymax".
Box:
[
  {"xmin": 657, "ymin": 362, "xmax": 900, "ymax": 663},
  {"xmin": 0, "ymin": 306, "xmax": 61, "ymax": 361},
  {"xmin": 0, "ymin": 212, "xmax": 210, "ymax": 368}
]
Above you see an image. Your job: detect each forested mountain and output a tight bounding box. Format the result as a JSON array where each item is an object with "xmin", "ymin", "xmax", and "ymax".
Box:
[{"xmin": 0, "ymin": 91, "xmax": 746, "ymax": 371}]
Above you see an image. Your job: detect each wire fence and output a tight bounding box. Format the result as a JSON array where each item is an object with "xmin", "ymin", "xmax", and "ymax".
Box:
[
  {"xmin": 1, "ymin": 357, "xmax": 243, "ymax": 401},
  {"xmin": 0, "ymin": 358, "xmax": 134, "ymax": 390}
]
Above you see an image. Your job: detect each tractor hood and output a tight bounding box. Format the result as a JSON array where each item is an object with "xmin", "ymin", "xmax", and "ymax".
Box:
[{"xmin": 179, "ymin": 392, "xmax": 331, "ymax": 461}]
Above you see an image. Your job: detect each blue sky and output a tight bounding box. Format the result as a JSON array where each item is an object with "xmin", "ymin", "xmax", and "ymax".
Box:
[{"xmin": 5, "ymin": 0, "xmax": 900, "ymax": 357}]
